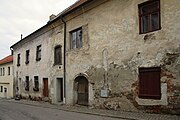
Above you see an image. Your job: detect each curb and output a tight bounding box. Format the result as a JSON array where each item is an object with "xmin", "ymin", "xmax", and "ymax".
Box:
[
  {"xmin": 6, "ymin": 99, "xmax": 136, "ymax": 120},
  {"xmin": 3, "ymin": 99, "xmax": 180, "ymax": 120}
]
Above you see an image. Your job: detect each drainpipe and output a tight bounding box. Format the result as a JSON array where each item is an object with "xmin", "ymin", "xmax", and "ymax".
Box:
[
  {"xmin": 61, "ymin": 17, "xmax": 66, "ymax": 104},
  {"xmin": 10, "ymin": 47, "xmax": 14, "ymax": 97}
]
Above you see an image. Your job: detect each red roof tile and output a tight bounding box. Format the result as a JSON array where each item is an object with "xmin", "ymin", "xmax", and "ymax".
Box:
[{"xmin": 0, "ymin": 55, "xmax": 13, "ymax": 65}]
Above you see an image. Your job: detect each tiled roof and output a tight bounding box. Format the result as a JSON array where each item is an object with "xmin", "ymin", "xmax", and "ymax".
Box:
[{"xmin": 0, "ymin": 55, "xmax": 13, "ymax": 65}]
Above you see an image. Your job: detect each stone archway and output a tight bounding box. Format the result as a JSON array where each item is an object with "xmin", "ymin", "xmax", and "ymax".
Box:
[{"xmin": 74, "ymin": 75, "xmax": 88, "ymax": 106}]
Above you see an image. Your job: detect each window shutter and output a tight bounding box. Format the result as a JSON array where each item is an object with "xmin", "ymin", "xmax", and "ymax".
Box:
[{"xmin": 139, "ymin": 67, "xmax": 161, "ymax": 100}]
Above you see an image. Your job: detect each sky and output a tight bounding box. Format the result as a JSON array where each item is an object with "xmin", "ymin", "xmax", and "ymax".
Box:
[{"xmin": 0, "ymin": 0, "xmax": 77, "ymax": 59}]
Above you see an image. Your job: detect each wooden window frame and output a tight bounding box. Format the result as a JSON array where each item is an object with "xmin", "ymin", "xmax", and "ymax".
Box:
[
  {"xmin": 25, "ymin": 50, "xmax": 30, "ymax": 64},
  {"xmin": 54, "ymin": 45, "xmax": 62, "ymax": 65},
  {"xmin": 17, "ymin": 54, "xmax": 21, "ymax": 66},
  {"xmin": 138, "ymin": 0, "xmax": 161, "ymax": 34},
  {"xmin": 36, "ymin": 45, "xmax": 41, "ymax": 61},
  {"xmin": 70, "ymin": 27, "xmax": 82, "ymax": 49},
  {"xmin": 139, "ymin": 67, "xmax": 161, "ymax": 100}
]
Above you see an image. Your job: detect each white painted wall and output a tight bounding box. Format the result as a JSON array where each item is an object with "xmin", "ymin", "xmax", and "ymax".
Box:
[{"xmin": 0, "ymin": 62, "xmax": 14, "ymax": 98}]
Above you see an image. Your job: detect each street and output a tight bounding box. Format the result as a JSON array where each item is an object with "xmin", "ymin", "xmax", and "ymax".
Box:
[{"xmin": 0, "ymin": 100, "xmax": 124, "ymax": 120}]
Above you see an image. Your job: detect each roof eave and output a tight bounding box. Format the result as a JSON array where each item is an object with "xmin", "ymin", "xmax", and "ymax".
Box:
[{"xmin": 10, "ymin": 0, "xmax": 93, "ymax": 49}]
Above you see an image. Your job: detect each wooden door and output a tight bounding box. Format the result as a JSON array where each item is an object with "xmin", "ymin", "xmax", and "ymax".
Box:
[
  {"xmin": 43, "ymin": 78, "xmax": 49, "ymax": 97},
  {"xmin": 77, "ymin": 78, "xmax": 88, "ymax": 106}
]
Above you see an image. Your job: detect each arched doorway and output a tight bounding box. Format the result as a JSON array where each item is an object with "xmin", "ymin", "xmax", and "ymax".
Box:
[{"xmin": 74, "ymin": 76, "xmax": 88, "ymax": 106}]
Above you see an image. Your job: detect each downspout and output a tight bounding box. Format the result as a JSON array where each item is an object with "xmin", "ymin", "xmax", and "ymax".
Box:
[
  {"xmin": 61, "ymin": 17, "xmax": 66, "ymax": 104},
  {"xmin": 10, "ymin": 47, "xmax": 14, "ymax": 97}
]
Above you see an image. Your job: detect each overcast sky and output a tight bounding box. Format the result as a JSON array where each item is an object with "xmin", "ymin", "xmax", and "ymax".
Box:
[{"xmin": 0, "ymin": 0, "xmax": 77, "ymax": 59}]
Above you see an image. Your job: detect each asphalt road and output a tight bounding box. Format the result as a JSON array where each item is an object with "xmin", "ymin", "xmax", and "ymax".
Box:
[{"xmin": 0, "ymin": 100, "xmax": 124, "ymax": 120}]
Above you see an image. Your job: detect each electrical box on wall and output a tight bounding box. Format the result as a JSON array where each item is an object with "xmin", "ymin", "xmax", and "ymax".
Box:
[{"xmin": 100, "ymin": 88, "xmax": 109, "ymax": 98}]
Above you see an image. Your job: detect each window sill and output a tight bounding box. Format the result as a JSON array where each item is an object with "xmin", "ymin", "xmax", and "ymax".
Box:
[
  {"xmin": 136, "ymin": 83, "xmax": 168, "ymax": 106},
  {"xmin": 25, "ymin": 88, "xmax": 29, "ymax": 91},
  {"xmin": 138, "ymin": 95, "xmax": 161, "ymax": 100},
  {"xmin": 53, "ymin": 64, "xmax": 62, "ymax": 66},
  {"xmin": 139, "ymin": 28, "xmax": 161, "ymax": 35},
  {"xmin": 33, "ymin": 87, "xmax": 39, "ymax": 92},
  {"xmin": 25, "ymin": 61, "xmax": 29, "ymax": 65},
  {"xmin": 36, "ymin": 58, "xmax": 41, "ymax": 61}
]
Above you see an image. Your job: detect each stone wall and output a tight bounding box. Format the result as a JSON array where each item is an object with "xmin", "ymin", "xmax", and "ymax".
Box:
[{"xmin": 65, "ymin": 0, "xmax": 180, "ymax": 115}]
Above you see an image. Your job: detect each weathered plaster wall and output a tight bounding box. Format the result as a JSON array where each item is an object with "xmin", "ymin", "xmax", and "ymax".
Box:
[
  {"xmin": 0, "ymin": 62, "xmax": 14, "ymax": 98},
  {"xmin": 65, "ymin": 0, "xmax": 180, "ymax": 114},
  {"xmin": 13, "ymin": 22, "xmax": 64, "ymax": 103}
]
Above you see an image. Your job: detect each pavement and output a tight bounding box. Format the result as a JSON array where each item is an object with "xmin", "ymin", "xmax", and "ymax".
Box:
[{"xmin": 2, "ymin": 98, "xmax": 180, "ymax": 120}]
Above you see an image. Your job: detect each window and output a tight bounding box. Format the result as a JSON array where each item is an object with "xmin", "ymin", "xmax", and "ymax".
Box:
[
  {"xmin": 0, "ymin": 86, "xmax": 3, "ymax": 92},
  {"xmin": 70, "ymin": 28, "xmax": 82, "ymax": 49},
  {"xmin": 54, "ymin": 45, "xmax": 62, "ymax": 65},
  {"xmin": 139, "ymin": 67, "xmax": 161, "ymax": 100},
  {"xmin": 33, "ymin": 76, "xmax": 39, "ymax": 91},
  {"xmin": 0, "ymin": 68, "xmax": 2, "ymax": 76},
  {"xmin": 138, "ymin": 0, "xmax": 160, "ymax": 34},
  {"xmin": 25, "ymin": 50, "xmax": 30, "ymax": 64},
  {"xmin": 8, "ymin": 67, "xmax": 10, "ymax": 75},
  {"xmin": 17, "ymin": 54, "xmax": 21, "ymax": 66},
  {"xmin": 36, "ymin": 45, "xmax": 41, "ymax": 61},
  {"xmin": 25, "ymin": 76, "xmax": 29, "ymax": 91},
  {"xmin": 3, "ymin": 68, "xmax": 5, "ymax": 76}
]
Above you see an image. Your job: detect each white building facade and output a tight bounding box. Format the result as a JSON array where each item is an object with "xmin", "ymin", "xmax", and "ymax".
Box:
[
  {"xmin": 0, "ymin": 55, "xmax": 14, "ymax": 98},
  {"xmin": 11, "ymin": 20, "xmax": 65, "ymax": 103}
]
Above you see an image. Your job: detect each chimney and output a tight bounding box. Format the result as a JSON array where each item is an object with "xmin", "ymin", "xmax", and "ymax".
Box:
[
  {"xmin": 21, "ymin": 34, "xmax": 23, "ymax": 40},
  {"xmin": 49, "ymin": 14, "xmax": 56, "ymax": 21}
]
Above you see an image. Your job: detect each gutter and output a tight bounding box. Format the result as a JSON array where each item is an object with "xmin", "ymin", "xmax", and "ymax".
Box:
[
  {"xmin": 59, "ymin": 0, "xmax": 94, "ymax": 104},
  {"xmin": 61, "ymin": 17, "xmax": 67, "ymax": 104}
]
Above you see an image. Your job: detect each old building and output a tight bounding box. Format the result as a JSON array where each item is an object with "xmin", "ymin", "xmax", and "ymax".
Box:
[
  {"xmin": 11, "ymin": 0, "xmax": 179, "ymax": 114},
  {"xmin": 0, "ymin": 55, "xmax": 14, "ymax": 98},
  {"xmin": 63, "ymin": 0, "xmax": 180, "ymax": 114},
  {"xmin": 10, "ymin": 16, "xmax": 65, "ymax": 103}
]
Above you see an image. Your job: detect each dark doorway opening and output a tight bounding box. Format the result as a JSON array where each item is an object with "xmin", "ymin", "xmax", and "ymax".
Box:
[
  {"xmin": 57, "ymin": 78, "xmax": 63, "ymax": 102},
  {"xmin": 75, "ymin": 76, "xmax": 88, "ymax": 106},
  {"xmin": 43, "ymin": 78, "xmax": 49, "ymax": 97}
]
